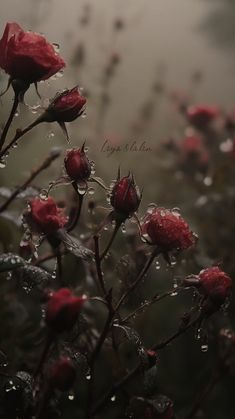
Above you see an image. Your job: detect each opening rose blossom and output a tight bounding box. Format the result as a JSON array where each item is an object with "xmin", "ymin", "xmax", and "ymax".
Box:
[
  {"xmin": 0, "ymin": 22, "xmax": 65, "ymax": 84},
  {"xmin": 110, "ymin": 172, "xmax": 141, "ymax": 218},
  {"xmin": 27, "ymin": 196, "xmax": 67, "ymax": 236},
  {"xmin": 48, "ymin": 356, "xmax": 77, "ymax": 391},
  {"xmin": 141, "ymin": 207, "xmax": 196, "ymax": 252},
  {"xmin": 45, "ymin": 288, "xmax": 87, "ymax": 333},
  {"xmin": 64, "ymin": 144, "xmax": 91, "ymax": 182},
  {"xmin": 44, "ymin": 87, "xmax": 86, "ymax": 123},
  {"xmin": 198, "ymin": 266, "xmax": 232, "ymax": 306}
]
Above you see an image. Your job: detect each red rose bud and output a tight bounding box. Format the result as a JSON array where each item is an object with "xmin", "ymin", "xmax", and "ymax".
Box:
[
  {"xmin": 111, "ymin": 173, "xmax": 141, "ymax": 217},
  {"xmin": 187, "ymin": 105, "xmax": 218, "ymax": 129},
  {"xmin": 64, "ymin": 144, "xmax": 91, "ymax": 182},
  {"xmin": 49, "ymin": 357, "xmax": 76, "ymax": 391},
  {"xmin": 44, "ymin": 87, "xmax": 86, "ymax": 123},
  {"xmin": 27, "ymin": 196, "xmax": 67, "ymax": 235},
  {"xmin": 198, "ymin": 267, "xmax": 232, "ymax": 306},
  {"xmin": 45, "ymin": 288, "xmax": 87, "ymax": 333},
  {"xmin": 0, "ymin": 22, "xmax": 65, "ymax": 84},
  {"xmin": 141, "ymin": 207, "xmax": 195, "ymax": 252}
]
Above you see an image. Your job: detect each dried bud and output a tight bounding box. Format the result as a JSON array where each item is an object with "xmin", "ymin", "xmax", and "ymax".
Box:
[
  {"xmin": 141, "ymin": 207, "xmax": 195, "ymax": 252},
  {"xmin": 48, "ymin": 357, "xmax": 76, "ymax": 391},
  {"xmin": 198, "ymin": 267, "xmax": 232, "ymax": 306},
  {"xmin": 45, "ymin": 288, "xmax": 87, "ymax": 333},
  {"xmin": 27, "ymin": 197, "xmax": 67, "ymax": 235},
  {"xmin": 64, "ymin": 144, "xmax": 91, "ymax": 182},
  {"xmin": 187, "ymin": 105, "xmax": 218, "ymax": 129},
  {"xmin": 111, "ymin": 173, "xmax": 141, "ymax": 218},
  {"xmin": 44, "ymin": 87, "xmax": 86, "ymax": 123}
]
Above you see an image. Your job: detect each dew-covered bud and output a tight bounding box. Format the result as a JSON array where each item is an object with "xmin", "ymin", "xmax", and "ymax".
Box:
[
  {"xmin": 44, "ymin": 87, "xmax": 86, "ymax": 123},
  {"xmin": 110, "ymin": 172, "xmax": 141, "ymax": 218},
  {"xmin": 141, "ymin": 207, "xmax": 196, "ymax": 252},
  {"xmin": 45, "ymin": 288, "xmax": 87, "ymax": 333},
  {"xmin": 64, "ymin": 144, "xmax": 91, "ymax": 182}
]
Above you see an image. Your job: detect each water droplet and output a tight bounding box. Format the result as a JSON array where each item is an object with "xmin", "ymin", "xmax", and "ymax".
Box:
[
  {"xmin": 88, "ymin": 187, "xmax": 95, "ymax": 195},
  {"xmin": 53, "ymin": 42, "xmax": 60, "ymax": 53},
  {"xmin": 203, "ymin": 176, "xmax": 212, "ymax": 187},
  {"xmin": 121, "ymin": 224, "xmax": 126, "ymax": 233},
  {"xmin": 0, "ymin": 159, "xmax": 6, "ymax": 169},
  {"xmin": 201, "ymin": 344, "xmax": 208, "ymax": 352},
  {"xmin": 47, "ymin": 130, "xmax": 55, "ymax": 140},
  {"xmin": 68, "ymin": 393, "xmax": 74, "ymax": 401},
  {"xmin": 14, "ymin": 110, "xmax": 19, "ymax": 117},
  {"xmin": 39, "ymin": 189, "xmax": 48, "ymax": 200},
  {"xmin": 155, "ymin": 260, "xmax": 160, "ymax": 270},
  {"xmin": 195, "ymin": 328, "xmax": 201, "ymax": 340},
  {"xmin": 86, "ymin": 374, "xmax": 91, "ymax": 380},
  {"xmin": 111, "ymin": 395, "xmax": 116, "ymax": 402},
  {"xmin": 147, "ymin": 203, "xmax": 157, "ymax": 214}
]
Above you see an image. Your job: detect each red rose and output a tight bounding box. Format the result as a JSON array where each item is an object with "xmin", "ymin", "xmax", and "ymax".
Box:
[
  {"xmin": 64, "ymin": 145, "xmax": 91, "ymax": 182},
  {"xmin": 0, "ymin": 22, "xmax": 65, "ymax": 83},
  {"xmin": 45, "ymin": 288, "xmax": 87, "ymax": 333},
  {"xmin": 187, "ymin": 105, "xmax": 218, "ymax": 129},
  {"xmin": 110, "ymin": 173, "xmax": 141, "ymax": 217},
  {"xmin": 141, "ymin": 207, "xmax": 195, "ymax": 252},
  {"xmin": 45, "ymin": 87, "xmax": 86, "ymax": 123},
  {"xmin": 199, "ymin": 267, "xmax": 232, "ymax": 305},
  {"xmin": 48, "ymin": 356, "xmax": 76, "ymax": 391},
  {"xmin": 28, "ymin": 197, "xmax": 67, "ymax": 235}
]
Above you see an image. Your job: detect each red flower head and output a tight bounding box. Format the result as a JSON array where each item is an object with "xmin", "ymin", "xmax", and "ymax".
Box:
[
  {"xmin": 45, "ymin": 87, "xmax": 86, "ymax": 123},
  {"xmin": 27, "ymin": 197, "xmax": 67, "ymax": 235},
  {"xmin": 64, "ymin": 144, "xmax": 91, "ymax": 182},
  {"xmin": 110, "ymin": 172, "xmax": 141, "ymax": 218},
  {"xmin": 48, "ymin": 356, "xmax": 76, "ymax": 391},
  {"xmin": 198, "ymin": 267, "xmax": 232, "ymax": 305},
  {"xmin": 186, "ymin": 105, "xmax": 219, "ymax": 129},
  {"xmin": 45, "ymin": 288, "xmax": 87, "ymax": 333},
  {"xmin": 141, "ymin": 207, "xmax": 195, "ymax": 252},
  {"xmin": 0, "ymin": 22, "xmax": 65, "ymax": 83}
]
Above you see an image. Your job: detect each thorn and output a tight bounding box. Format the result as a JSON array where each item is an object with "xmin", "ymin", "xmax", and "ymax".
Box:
[
  {"xmin": 58, "ymin": 121, "xmax": 70, "ymax": 143},
  {"xmin": 34, "ymin": 82, "xmax": 41, "ymax": 99},
  {"xmin": 117, "ymin": 166, "xmax": 121, "ymax": 180}
]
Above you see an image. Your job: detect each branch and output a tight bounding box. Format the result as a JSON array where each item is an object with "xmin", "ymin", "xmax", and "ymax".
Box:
[{"xmin": 0, "ymin": 149, "xmax": 61, "ymax": 213}]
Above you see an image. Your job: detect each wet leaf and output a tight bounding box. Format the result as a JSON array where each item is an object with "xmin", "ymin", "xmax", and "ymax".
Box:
[
  {"xmin": 12, "ymin": 264, "xmax": 51, "ymax": 292},
  {"xmin": 0, "ymin": 253, "xmax": 25, "ymax": 272},
  {"xmin": 58, "ymin": 230, "xmax": 94, "ymax": 261}
]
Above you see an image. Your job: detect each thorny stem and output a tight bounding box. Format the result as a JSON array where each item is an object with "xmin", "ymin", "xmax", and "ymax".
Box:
[
  {"xmin": 33, "ymin": 333, "xmax": 54, "ymax": 380},
  {"xmin": 115, "ymin": 249, "xmax": 158, "ymax": 311},
  {"xmin": 94, "ymin": 235, "xmax": 106, "ymax": 295},
  {"xmin": 0, "ymin": 117, "xmax": 43, "ymax": 159},
  {"xmin": 0, "ymin": 149, "xmax": 61, "ymax": 213},
  {"xmin": 100, "ymin": 219, "xmax": 122, "ymax": 261},
  {"xmin": 56, "ymin": 248, "xmax": 63, "ymax": 284},
  {"xmin": 0, "ymin": 94, "xmax": 19, "ymax": 150},
  {"xmin": 86, "ymin": 249, "xmax": 157, "ymax": 417},
  {"xmin": 92, "ymin": 313, "xmax": 202, "ymax": 416},
  {"xmin": 66, "ymin": 183, "xmax": 84, "ymax": 233},
  {"xmin": 120, "ymin": 288, "xmax": 178, "ymax": 324}
]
